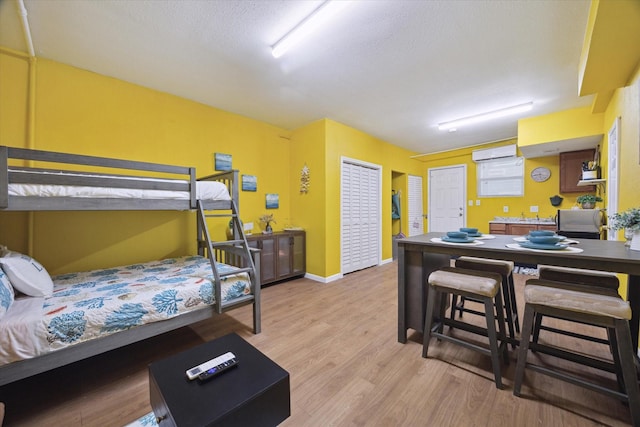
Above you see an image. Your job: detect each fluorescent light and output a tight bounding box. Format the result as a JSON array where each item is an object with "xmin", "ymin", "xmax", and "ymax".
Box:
[
  {"xmin": 272, "ymin": 1, "xmax": 352, "ymax": 59},
  {"xmin": 438, "ymin": 102, "xmax": 533, "ymax": 131}
]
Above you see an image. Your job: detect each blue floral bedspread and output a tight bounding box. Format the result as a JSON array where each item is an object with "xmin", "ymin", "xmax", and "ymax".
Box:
[{"xmin": 42, "ymin": 255, "xmax": 251, "ymax": 352}]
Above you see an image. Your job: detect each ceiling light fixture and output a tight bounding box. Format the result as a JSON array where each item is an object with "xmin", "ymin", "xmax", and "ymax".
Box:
[
  {"xmin": 437, "ymin": 102, "xmax": 533, "ymax": 131},
  {"xmin": 271, "ymin": 0, "xmax": 352, "ymax": 59}
]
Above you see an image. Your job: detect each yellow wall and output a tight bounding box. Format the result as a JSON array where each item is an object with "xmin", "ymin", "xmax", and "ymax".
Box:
[
  {"xmin": 419, "ymin": 140, "xmax": 563, "ymax": 232},
  {"xmin": 323, "ymin": 119, "xmax": 424, "ymax": 277},
  {"xmin": 289, "ymin": 120, "xmax": 328, "ymax": 277},
  {"xmin": 603, "ymin": 67, "xmax": 640, "ymax": 299},
  {"xmin": 518, "ymin": 106, "xmax": 604, "ymax": 148},
  {"xmin": 1, "ymin": 53, "xmax": 425, "ymax": 280},
  {"xmin": 1, "ymin": 55, "xmax": 292, "ymax": 274},
  {"xmin": 0, "ymin": 50, "xmax": 31, "ymax": 252},
  {"xmin": 606, "ymin": 69, "xmax": 640, "ymax": 215}
]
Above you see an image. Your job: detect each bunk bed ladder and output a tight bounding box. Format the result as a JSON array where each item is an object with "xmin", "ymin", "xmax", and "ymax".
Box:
[{"xmin": 196, "ymin": 201, "xmax": 260, "ymax": 328}]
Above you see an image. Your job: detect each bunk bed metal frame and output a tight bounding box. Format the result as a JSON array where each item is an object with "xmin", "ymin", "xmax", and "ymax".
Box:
[{"xmin": 0, "ymin": 145, "xmax": 260, "ymax": 386}]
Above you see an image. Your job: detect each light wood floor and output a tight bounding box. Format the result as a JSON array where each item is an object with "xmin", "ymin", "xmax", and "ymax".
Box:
[{"xmin": 0, "ymin": 261, "xmax": 634, "ymax": 426}]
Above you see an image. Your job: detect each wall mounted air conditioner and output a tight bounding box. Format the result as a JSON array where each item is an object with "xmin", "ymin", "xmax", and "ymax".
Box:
[{"xmin": 472, "ymin": 144, "xmax": 517, "ymax": 162}]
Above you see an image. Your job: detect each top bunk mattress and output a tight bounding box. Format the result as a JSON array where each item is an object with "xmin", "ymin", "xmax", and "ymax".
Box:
[{"xmin": 7, "ymin": 169, "xmax": 230, "ymax": 201}]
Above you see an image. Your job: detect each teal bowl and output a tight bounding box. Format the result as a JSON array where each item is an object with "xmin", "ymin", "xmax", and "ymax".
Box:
[
  {"xmin": 529, "ymin": 230, "xmax": 556, "ymax": 237},
  {"xmin": 446, "ymin": 231, "xmax": 468, "ymax": 239},
  {"xmin": 460, "ymin": 227, "xmax": 478, "ymax": 234},
  {"xmin": 529, "ymin": 235, "xmax": 563, "ymax": 245}
]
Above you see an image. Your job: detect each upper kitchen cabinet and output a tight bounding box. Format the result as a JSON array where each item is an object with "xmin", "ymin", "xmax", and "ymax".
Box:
[{"xmin": 559, "ymin": 149, "xmax": 596, "ymax": 193}]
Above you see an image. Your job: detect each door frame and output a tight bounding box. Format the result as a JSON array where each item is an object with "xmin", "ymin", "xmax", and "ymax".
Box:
[
  {"xmin": 427, "ymin": 164, "xmax": 467, "ymax": 232},
  {"xmin": 607, "ymin": 117, "xmax": 620, "ymax": 240}
]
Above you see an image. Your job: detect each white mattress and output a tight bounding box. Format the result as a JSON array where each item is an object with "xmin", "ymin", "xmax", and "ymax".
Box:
[{"xmin": 7, "ymin": 169, "xmax": 230, "ymax": 201}]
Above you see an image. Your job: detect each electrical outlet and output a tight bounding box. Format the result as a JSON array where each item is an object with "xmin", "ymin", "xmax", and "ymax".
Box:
[
  {"xmin": 530, "ymin": 206, "xmax": 539, "ymax": 213},
  {"xmin": 503, "ymin": 206, "xmax": 509, "ymax": 213}
]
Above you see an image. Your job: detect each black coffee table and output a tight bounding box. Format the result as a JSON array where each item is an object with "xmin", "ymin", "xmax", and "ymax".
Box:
[{"xmin": 149, "ymin": 333, "xmax": 290, "ymax": 426}]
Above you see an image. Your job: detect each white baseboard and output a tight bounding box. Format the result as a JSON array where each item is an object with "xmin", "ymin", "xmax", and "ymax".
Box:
[
  {"xmin": 304, "ymin": 272, "xmax": 343, "ymax": 283},
  {"xmin": 380, "ymin": 258, "xmax": 393, "ymax": 265}
]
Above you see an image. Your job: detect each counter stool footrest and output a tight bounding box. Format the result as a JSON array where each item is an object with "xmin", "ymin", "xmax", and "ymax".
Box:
[
  {"xmin": 537, "ymin": 324, "xmax": 610, "ymax": 346},
  {"xmin": 430, "ymin": 328, "xmax": 494, "ymax": 357},
  {"xmin": 529, "ymin": 342, "xmax": 617, "ymax": 374},
  {"xmin": 525, "ymin": 362, "xmax": 628, "ymax": 402}
]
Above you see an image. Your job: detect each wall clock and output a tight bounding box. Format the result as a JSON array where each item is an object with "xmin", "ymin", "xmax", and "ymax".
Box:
[{"xmin": 531, "ymin": 167, "xmax": 551, "ymax": 182}]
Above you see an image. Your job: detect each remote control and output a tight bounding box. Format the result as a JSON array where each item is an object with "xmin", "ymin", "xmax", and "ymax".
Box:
[
  {"xmin": 186, "ymin": 352, "xmax": 237, "ymax": 380},
  {"xmin": 197, "ymin": 356, "xmax": 238, "ymax": 382}
]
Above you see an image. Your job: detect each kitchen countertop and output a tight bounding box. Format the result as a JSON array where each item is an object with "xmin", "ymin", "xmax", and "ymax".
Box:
[{"xmin": 489, "ymin": 217, "xmax": 556, "ymax": 225}]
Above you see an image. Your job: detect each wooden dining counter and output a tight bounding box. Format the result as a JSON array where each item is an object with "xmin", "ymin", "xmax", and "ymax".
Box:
[{"xmin": 397, "ymin": 232, "xmax": 640, "ymax": 351}]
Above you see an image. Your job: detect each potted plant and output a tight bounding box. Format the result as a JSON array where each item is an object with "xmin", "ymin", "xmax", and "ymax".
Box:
[
  {"xmin": 609, "ymin": 207, "xmax": 640, "ymax": 250},
  {"xmin": 259, "ymin": 213, "xmax": 276, "ymax": 234},
  {"xmin": 576, "ymin": 194, "xmax": 602, "ymax": 209}
]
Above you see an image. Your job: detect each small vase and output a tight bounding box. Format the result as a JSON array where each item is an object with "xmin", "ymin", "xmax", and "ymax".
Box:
[
  {"xmin": 630, "ymin": 230, "xmax": 640, "ymax": 252},
  {"xmin": 265, "ymin": 223, "xmax": 273, "ymax": 233},
  {"xmin": 581, "ymin": 202, "xmax": 595, "ymax": 209},
  {"xmin": 624, "ymin": 229, "xmax": 634, "ymax": 247}
]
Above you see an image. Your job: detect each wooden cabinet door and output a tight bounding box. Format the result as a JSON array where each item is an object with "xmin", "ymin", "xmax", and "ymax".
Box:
[
  {"xmin": 292, "ymin": 232, "xmax": 305, "ymax": 277},
  {"xmin": 489, "ymin": 223, "xmax": 507, "ymax": 235},
  {"xmin": 559, "ymin": 149, "xmax": 596, "ymax": 193},
  {"xmin": 507, "ymin": 224, "xmax": 536, "ymax": 235},
  {"xmin": 537, "ymin": 224, "xmax": 558, "ymax": 231},
  {"xmin": 258, "ymin": 236, "xmax": 277, "ymax": 284},
  {"xmin": 277, "ymin": 234, "xmax": 292, "ymax": 279}
]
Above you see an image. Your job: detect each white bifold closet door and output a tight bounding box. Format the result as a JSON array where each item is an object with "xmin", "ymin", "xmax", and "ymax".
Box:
[{"xmin": 341, "ymin": 159, "xmax": 381, "ymax": 275}]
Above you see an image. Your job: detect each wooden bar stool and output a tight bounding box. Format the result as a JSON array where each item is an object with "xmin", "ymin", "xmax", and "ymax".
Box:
[
  {"xmin": 423, "ymin": 267, "xmax": 509, "ymax": 389},
  {"xmin": 514, "ymin": 279, "xmax": 640, "ymax": 426},
  {"xmin": 451, "ymin": 257, "xmax": 519, "ymax": 346},
  {"xmin": 534, "ymin": 265, "xmax": 620, "ymax": 346}
]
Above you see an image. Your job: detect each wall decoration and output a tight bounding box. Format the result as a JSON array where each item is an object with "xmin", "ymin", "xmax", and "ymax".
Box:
[
  {"xmin": 266, "ymin": 194, "xmax": 279, "ymax": 209},
  {"xmin": 242, "ymin": 175, "xmax": 257, "ymax": 191},
  {"xmin": 214, "ymin": 153, "xmax": 232, "ymax": 171},
  {"xmin": 530, "ymin": 166, "xmax": 551, "ymax": 182},
  {"xmin": 300, "ymin": 164, "xmax": 310, "ymax": 193}
]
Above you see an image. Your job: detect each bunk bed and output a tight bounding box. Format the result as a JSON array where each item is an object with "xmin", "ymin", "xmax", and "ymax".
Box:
[{"xmin": 0, "ymin": 145, "xmax": 260, "ymax": 386}]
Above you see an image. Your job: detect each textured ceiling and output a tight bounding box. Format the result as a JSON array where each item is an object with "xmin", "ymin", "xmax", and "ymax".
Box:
[{"xmin": 0, "ymin": 0, "xmax": 594, "ymax": 154}]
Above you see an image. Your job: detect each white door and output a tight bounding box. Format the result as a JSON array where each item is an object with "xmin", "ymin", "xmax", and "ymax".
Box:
[
  {"xmin": 607, "ymin": 117, "xmax": 620, "ymax": 240},
  {"xmin": 407, "ymin": 175, "xmax": 424, "ymax": 236},
  {"xmin": 341, "ymin": 158, "xmax": 381, "ymax": 274},
  {"xmin": 428, "ymin": 165, "xmax": 466, "ymax": 232}
]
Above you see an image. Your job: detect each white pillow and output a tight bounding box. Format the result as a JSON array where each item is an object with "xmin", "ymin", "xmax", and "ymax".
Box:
[
  {"xmin": 0, "ymin": 251, "xmax": 54, "ymax": 297},
  {"xmin": 0, "ymin": 269, "xmax": 14, "ymax": 319}
]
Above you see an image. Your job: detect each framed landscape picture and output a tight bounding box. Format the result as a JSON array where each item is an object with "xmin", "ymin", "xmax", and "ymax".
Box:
[
  {"xmin": 266, "ymin": 193, "xmax": 279, "ymax": 209},
  {"xmin": 214, "ymin": 153, "xmax": 232, "ymax": 171},
  {"xmin": 242, "ymin": 175, "xmax": 257, "ymax": 191}
]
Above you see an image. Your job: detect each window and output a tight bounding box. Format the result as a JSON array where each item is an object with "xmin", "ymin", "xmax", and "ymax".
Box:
[{"xmin": 477, "ymin": 157, "xmax": 524, "ymax": 197}]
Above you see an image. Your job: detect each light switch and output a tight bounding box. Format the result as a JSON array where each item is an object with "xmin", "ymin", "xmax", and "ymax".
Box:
[
  {"xmin": 475, "ymin": 200, "xmax": 481, "ymax": 206},
  {"xmin": 468, "ymin": 200, "xmax": 473, "ymax": 206}
]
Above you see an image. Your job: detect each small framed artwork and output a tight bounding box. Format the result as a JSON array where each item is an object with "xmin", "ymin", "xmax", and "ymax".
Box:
[
  {"xmin": 214, "ymin": 153, "xmax": 232, "ymax": 171},
  {"xmin": 242, "ymin": 175, "xmax": 257, "ymax": 192},
  {"xmin": 266, "ymin": 193, "xmax": 279, "ymax": 209}
]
